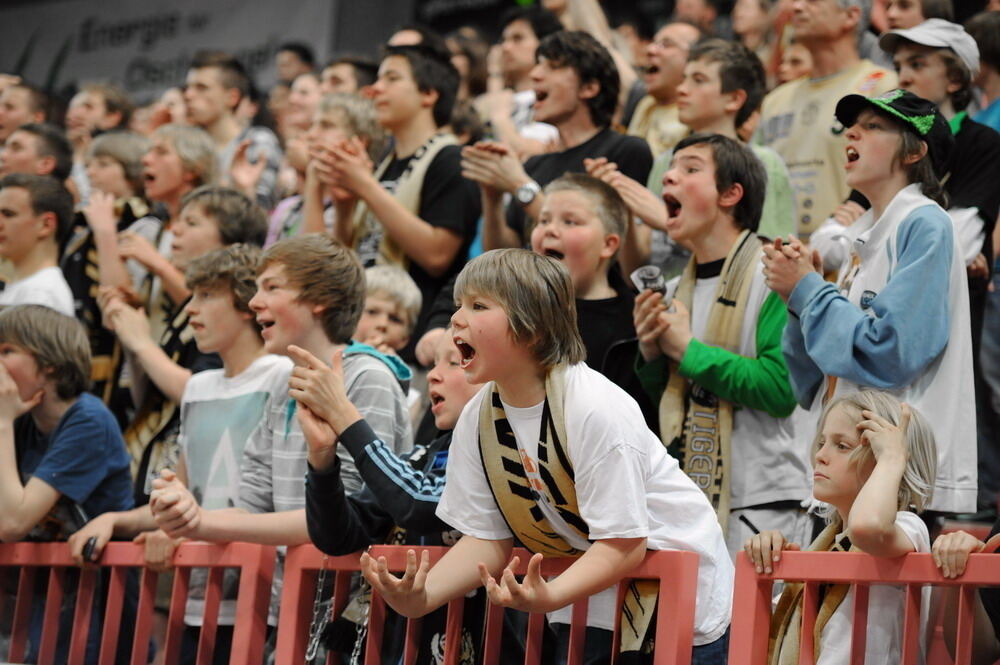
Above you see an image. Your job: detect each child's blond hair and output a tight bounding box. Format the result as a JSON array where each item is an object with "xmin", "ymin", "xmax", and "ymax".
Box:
[
  {"xmin": 364, "ymin": 265, "xmax": 422, "ymax": 335},
  {"xmin": 812, "ymin": 391, "xmax": 937, "ymax": 520},
  {"xmin": 542, "ymin": 173, "xmax": 629, "ymax": 263},
  {"xmin": 454, "ymin": 249, "xmax": 585, "ymax": 370}
]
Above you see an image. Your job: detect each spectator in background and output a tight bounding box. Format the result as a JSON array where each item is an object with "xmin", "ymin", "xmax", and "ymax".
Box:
[
  {"xmin": 0, "ymin": 123, "xmax": 72, "ymax": 183},
  {"xmin": 275, "ymin": 42, "xmax": 315, "ymax": 85},
  {"xmin": 733, "ymin": 0, "xmax": 777, "ymax": 85},
  {"xmin": 885, "ymin": 0, "xmax": 954, "ymax": 30},
  {"xmin": 776, "ymin": 37, "xmax": 813, "ymax": 83},
  {"xmin": 314, "ymin": 44, "xmax": 480, "ymax": 356},
  {"xmin": 967, "ymin": 11, "xmax": 1000, "ymax": 133},
  {"xmin": 158, "ymin": 87, "xmax": 188, "ymax": 126},
  {"xmin": 0, "ymin": 175, "xmax": 74, "ymax": 315},
  {"xmin": 757, "ymin": 0, "xmax": 896, "ymax": 238},
  {"xmin": 0, "ymin": 81, "xmax": 47, "ymax": 143},
  {"xmin": 466, "ymin": 30, "xmax": 652, "ymax": 253},
  {"xmin": 476, "ymin": 6, "xmax": 562, "ymax": 160},
  {"xmin": 61, "ymin": 131, "xmax": 151, "ymax": 411},
  {"xmin": 184, "ymin": 50, "xmax": 283, "ymax": 209},
  {"xmin": 64, "ymin": 83, "xmax": 133, "ymax": 205},
  {"xmin": 628, "ymin": 21, "xmax": 704, "ymax": 157},
  {"xmin": 320, "ymin": 56, "xmax": 378, "ymax": 96},
  {"xmin": 284, "ymin": 71, "xmax": 322, "ymax": 139},
  {"xmin": 446, "ymin": 28, "xmax": 489, "ymax": 103},
  {"xmin": 675, "ymin": 0, "xmax": 732, "ymax": 38},
  {"xmin": 287, "ymin": 92, "xmax": 386, "ymax": 244},
  {"xmin": 387, "ymin": 24, "xmax": 451, "ymax": 55}
]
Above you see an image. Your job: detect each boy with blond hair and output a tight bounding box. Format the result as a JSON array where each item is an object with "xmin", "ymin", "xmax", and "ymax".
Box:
[
  {"xmin": 362, "ymin": 249, "xmax": 733, "ymax": 664},
  {"xmin": 531, "ymin": 173, "xmax": 657, "ymax": 429},
  {"xmin": 354, "ymin": 264, "xmax": 422, "ymax": 354}
]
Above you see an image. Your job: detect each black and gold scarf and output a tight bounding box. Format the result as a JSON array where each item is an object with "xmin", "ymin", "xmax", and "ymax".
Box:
[
  {"xmin": 659, "ymin": 230, "xmax": 761, "ymax": 529},
  {"xmin": 478, "ymin": 365, "xmax": 657, "ymax": 653}
]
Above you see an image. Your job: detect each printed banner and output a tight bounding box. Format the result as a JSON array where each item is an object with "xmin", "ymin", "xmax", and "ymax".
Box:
[{"xmin": 0, "ymin": 0, "xmax": 335, "ymax": 102}]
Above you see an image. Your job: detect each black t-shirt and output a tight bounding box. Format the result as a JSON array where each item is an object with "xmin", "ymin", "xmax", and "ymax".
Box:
[
  {"xmin": 362, "ymin": 144, "xmax": 480, "ymax": 349},
  {"xmin": 950, "ymin": 117, "xmax": 1000, "ymax": 267},
  {"xmin": 575, "ymin": 272, "xmax": 658, "ymax": 432},
  {"xmin": 507, "ymin": 128, "xmax": 653, "ymax": 240}
]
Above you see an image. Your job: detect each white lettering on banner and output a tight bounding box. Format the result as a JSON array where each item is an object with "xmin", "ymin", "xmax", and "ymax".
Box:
[{"xmin": 0, "ymin": 0, "xmax": 334, "ymax": 102}]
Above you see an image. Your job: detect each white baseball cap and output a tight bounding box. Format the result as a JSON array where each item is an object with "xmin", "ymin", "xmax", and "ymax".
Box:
[{"xmin": 880, "ymin": 18, "xmax": 980, "ymax": 78}]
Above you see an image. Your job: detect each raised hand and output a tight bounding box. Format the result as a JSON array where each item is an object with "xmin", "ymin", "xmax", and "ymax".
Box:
[
  {"xmin": 286, "ymin": 346, "xmax": 361, "ymax": 435},
  {"xmin": 479, "ymin": 552, "xmax": 555, "ymax": 613},
  {"xmin": 360, "ymin": 548, "xmax": 433, "ymax": 618},
  {"xmin": 82, "ymin": 190, "xmax": 119, "ymax": 236},
  {"xmin": 229, "ymin": 139, "xmax": 267, "ymax": 197}
]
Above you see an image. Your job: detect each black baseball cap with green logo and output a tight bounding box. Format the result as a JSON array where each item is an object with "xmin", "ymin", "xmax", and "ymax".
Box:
[{"xmin": 835, "ymin": 88, "xmax": 954, "ymax": 176}]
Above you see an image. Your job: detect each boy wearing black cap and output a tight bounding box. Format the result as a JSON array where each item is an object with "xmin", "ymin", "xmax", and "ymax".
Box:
[
  {"xmin": 763, "ymin": 89, "xmax": 977, "ymax": 515},
  {"xmin": 880, "ymin": 19, "xmax": 1000, "ymax": 514}
]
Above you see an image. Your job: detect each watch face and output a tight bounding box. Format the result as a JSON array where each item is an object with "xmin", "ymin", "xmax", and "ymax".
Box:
[{"xmin": 516, "ymin": 184, "xmax": 537, "ymax": 204}]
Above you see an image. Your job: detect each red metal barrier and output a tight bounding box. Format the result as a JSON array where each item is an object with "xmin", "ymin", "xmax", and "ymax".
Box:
[
  {"xmin": 0, "ymin": 541, "xmax": 275, "ymax": 665},
  {"xmin": 727, "ymin": 550, "xmax": 1000, "ymax": 665},
  {"xmin": 275, "ymin": 544, "xmax": 702, "ymax": 665}
]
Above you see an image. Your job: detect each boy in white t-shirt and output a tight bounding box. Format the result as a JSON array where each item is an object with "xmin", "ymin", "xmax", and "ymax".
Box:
[
  {"xmin": 360, "ymin": 249, "xmax": 733, "ymax": 664},
  {"xmin": 69, "ymin": 244, "xmax": 289, "ymax": 664},
  {"xmin": 0, "ymin": 174, "xmax": 74, "ymax": 316}
]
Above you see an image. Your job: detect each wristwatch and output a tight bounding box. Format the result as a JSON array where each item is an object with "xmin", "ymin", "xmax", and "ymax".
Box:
[{"xmin": 514, "ymin": 180, "xmax": 541, "ymax": 206}]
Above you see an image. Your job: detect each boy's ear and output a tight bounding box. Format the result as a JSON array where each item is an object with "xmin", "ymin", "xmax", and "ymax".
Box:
[
  {"xmin": 311, "ymin": 302, "xmax": 327, "ymax": 317},
  {"xmin": 35, "ymin": 210, "xmax": 57, "ymax": 241},
  {"xmin": 841, "ymin": 5, "xmax": 861, "ymax": 34},
  {"xmin": 578, "ymin": 79, "xmax": 600, "ymax": 102},
  {"xmin": 601, "ymin": 233, "xmax": 621, "ymax": 260},
  {"xmin": 723, "ymin": 89, "xmax": 748, "ymax": 118},
  {"xmin": 225, "ymin": 87, "xmax": 241, "ymax": 113},
  {"xmin": 902, "ymin": 140, "xmax": 929, "ymax": 166},
  {"xmin": 419, "ymin": 86, "xmax": 440, "ymax": 112},
  {"xmin": 35, "ymin": 155, "xmax": 56, "ymax": 178},
  {"xmin": 718, "ymin": 182, "xmax": 744, "ymax": 210}
]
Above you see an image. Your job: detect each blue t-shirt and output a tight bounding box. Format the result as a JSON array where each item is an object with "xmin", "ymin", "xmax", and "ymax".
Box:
[{"xmin": 16, "ymin": 393, "xmax": 133, "ymax": 536}]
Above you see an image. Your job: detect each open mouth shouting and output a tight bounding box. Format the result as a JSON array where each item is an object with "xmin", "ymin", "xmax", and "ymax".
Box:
[
  {"xmin": 663, "ymin": 192, "xmax": 683, "ymax": 221},
  {"xmin": 541, "ymin": 247, "xmax": 565, "ymax": 261},
  {"xmin": 845, "ymin": 145, "xmax": 860, "ymax": 165},
  {"xmin": 429, "ymin": 389, "xmax": 446, "ymax": 413},
  {"xmin": 455, "ymin": 338, "xmax": 476, "ymax": 369}
]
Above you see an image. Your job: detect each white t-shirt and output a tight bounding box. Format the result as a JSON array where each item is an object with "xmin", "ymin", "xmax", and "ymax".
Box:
[
  {"xmin": 0, "ymin": 266, "xmax": 74, "ymax": 316},
  {"xmin": 437, "ymin": 363, "xmax": 733, "ymax": 644},
  {"xmin": 812, "ymin": 512, "xmax": 930, "ymax": 665},
  {"xmin": 178, "ymin": 353, "xmax": 293, "ymax": 626}
]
